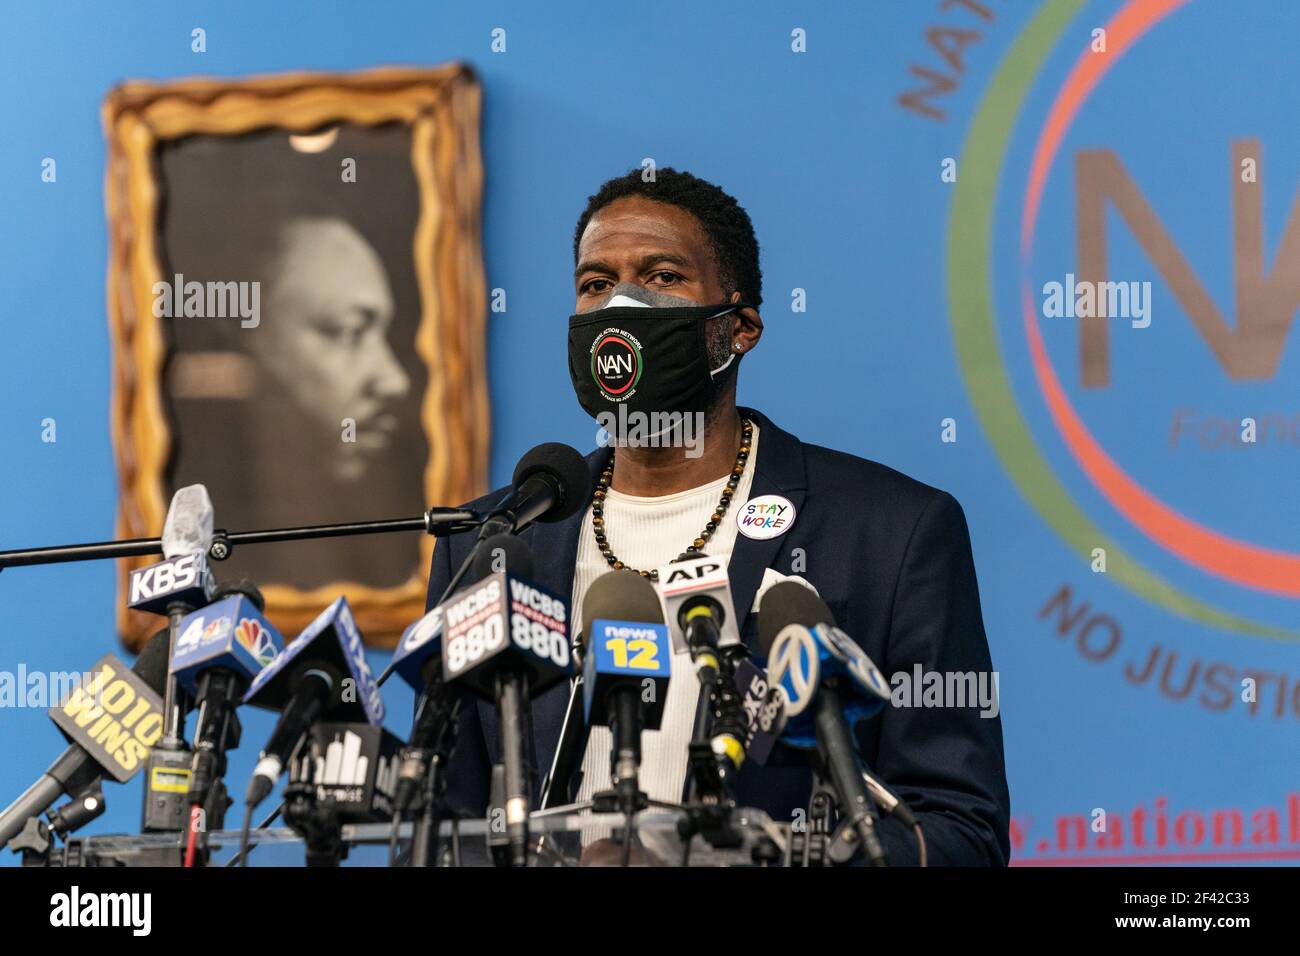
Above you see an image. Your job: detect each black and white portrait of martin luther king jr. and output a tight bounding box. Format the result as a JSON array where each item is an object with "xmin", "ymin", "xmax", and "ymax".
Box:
[{"xmin": 156, "ymin": 124, "xmax": 429, "ymax": 592}]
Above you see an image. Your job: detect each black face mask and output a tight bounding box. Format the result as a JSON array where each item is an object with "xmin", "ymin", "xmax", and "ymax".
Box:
[{"xmin": 567, "ymin": 289, "xmax": 751, "ymax": 425}]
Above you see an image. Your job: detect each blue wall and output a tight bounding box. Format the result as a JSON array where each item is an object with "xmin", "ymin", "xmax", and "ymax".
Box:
[{"xmin": 1, "ymin": 0, "xmax": 1296, "ymax": 864}]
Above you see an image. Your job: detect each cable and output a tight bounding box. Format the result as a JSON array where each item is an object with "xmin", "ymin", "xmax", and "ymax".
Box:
[
  {"xmin": 914, "ymin": 823, "xmax": 927, "ymax": 868},
  {"xmin": 387, "ymin": 810, "xmax": 403, "ymax": 868},
  {"xmin": 225, "ymin": 800, "xmax": 284, "ymax": 867},
  {"xmin": 183, "ymin": 803, "xmax": 203, "ymax": 868},
  {"xmin": 238, "ymin": 804, "xmax": 253, "ymax": 868},
  {"xmin": 378, "ymin": 544, "xmax": 476, "ymax": 689}
]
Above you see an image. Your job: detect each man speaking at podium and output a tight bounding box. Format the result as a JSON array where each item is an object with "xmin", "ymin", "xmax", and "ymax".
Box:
[{"xmin": 425, "ymin": 168, "xmax": 1010, "ymax": 865}]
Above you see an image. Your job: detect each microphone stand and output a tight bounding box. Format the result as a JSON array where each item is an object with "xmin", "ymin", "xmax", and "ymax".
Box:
[
  {"xmin": 679, "ymin": 619, "xmax": 745, "ymax": 854},
  {"xmin": 538, "ymin": 677, "xmax": 585, "ymax": 811},
  {"xmin": 495, "ymin": 670, "xmax": 533, "ymax": 868},
  {"xmin": 534, "ymin": 672, "xmax": 586, "ymax": 865},
  {"xmin": 538, "ymin": 619, "xmax": 589, "ymax": 813},
  {"xmin": 7, "ymin": 778, "xmax": 108, "ymax": 867},
  {"xmin": 282, "ymin": 755, "xmax": 345, "ymax": 868},
  {"xmin": 407, "ymin": 697, "xmax": 462, "ymax": 868},
  {"xmin": 0, "ymin": 508, "xmax": 485, "ymax": 569},
  {"xmin": 140, "ymin": 597, "xmax": 199, "ymax": 839},
  {"xmin": 785, "ymin": 778, "xmax": 837, "ymax": 867}
]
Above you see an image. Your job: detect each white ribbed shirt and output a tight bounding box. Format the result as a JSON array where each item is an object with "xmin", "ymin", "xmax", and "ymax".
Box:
[{"xmin": 572, "ymin": 423, "xmax": 760, "ymax": 807}]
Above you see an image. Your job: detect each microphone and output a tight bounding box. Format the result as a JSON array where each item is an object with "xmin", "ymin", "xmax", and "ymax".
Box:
[
  {"xmin": 171, "ymin": 582, "xmax": 284, "ymax": 822},
  {"xmin": 425, "ymin": 441, "xmax": 587, "ymax": 618},
  {"xmin": 655, "ymin": 554, "xmax": 748, "ymax": 803},
  {"xmin": 0, "ymin": 629, "xmax": 171, "ymax": 847},
  {"xmin": 130, "ymin": 484, "xmax": 217, "ymax": 616},
  {"xmin": 757, "ymin": 583, "xmax": 890, "ymax": 745},
  {"xmin": 441, "ymin": 533, "xmax": 572, "ymax": 866},
  {"xmin": 733, "ymin": 629, "xmax": 913, "ymax": 825},
  {"xmin": 161, "ymin": 484, "xmax": 215, "ymax": 558},
  {"xmin": 131, "ymin": 483, "xmax": 220, "ymax": 832},
  {"xmin": 242, "ymin": 596, "xmax": 384, "ymax": 811},
  {"xmin": 541, "ymin": 569, "xmax": 659, "ymax": 809},
  {"xmin": 386, "ymin": 529, "xmax": 530, "ymax": 693},
  {"xmin": 129, "ymin": 545, "xmax": 215, "ymax": 833},
  {"xmin": 392, "ymin": 652, "xmax": 453, "ymax": 821},
  {"xmin": 654, "ymin": 554, "xmax": 742, "ymax": 657},
  {"xmin": 862, "ymin": 768, "xmax": 918, "ymax": 828},
  {"xmin": 475, "ymin": 443, "xmax": 589, "ymax": 541},
  {"xmin": 758, "ymin": 581, "xmax": 891, "ymax": 865},
  {"xmin": 126, "ymin": 552, "xmax": 215, "ymax": 617},
  {"xmin": 580, "ymin": 572, "xmax": 671, "ymax": 815},
  {"xmin": 390, "ymin": 537, "xmax": 529, "ymax": 821},
  {"xmin": 731, "ymin": 657, "xmax": 785, "ymax": 767}
]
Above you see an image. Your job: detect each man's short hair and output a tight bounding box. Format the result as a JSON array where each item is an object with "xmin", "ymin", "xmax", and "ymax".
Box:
[{"xmin": 573, "ymin": 168, "xmax": 763, "ymax": 308}]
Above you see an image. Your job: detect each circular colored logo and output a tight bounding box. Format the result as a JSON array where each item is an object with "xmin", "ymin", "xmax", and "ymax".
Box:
[
  {"xmin": 768, "ymin": 623, "xmax": 819, "ymax": 718},
  {"xmin": 590, "ymin": 328, "xmax": 642, "ymax": 402},
  {"xmin": 947, "ymin": 0, "xmax": 1297, "ymax": 641}
]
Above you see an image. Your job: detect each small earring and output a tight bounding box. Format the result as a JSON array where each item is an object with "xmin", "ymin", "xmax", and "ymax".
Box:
[{"xmin": 733, "ymin": 343, "xmax": 743, "ymax": 351}]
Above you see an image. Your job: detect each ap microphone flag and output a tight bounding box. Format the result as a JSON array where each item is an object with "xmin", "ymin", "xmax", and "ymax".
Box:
[{"xmin": 654, "ymin": 554, "xmax": 742, "ymax": 655}]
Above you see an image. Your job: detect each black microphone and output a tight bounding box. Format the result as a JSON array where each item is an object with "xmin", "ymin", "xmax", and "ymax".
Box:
[
  {"xmin": 661, "ymin": 554, "xmax": 748, "ymax": 805},
  {"xmin": 242, "ymin": 597, "xmax": 384, "ymax": 811},
  {"xmin": 169, "ymin": 581, "xmax": 284, "ymax": 828},
  {"xmin": 540, "ymin": 569, "xmax": 658, "ymax": 809},
  {"xmin": 680, "ymin": 592, "xmax": 725, "ymax": 732},
  {"xmin": 475, "ymin": 443, "xmax": 589, "ymax": 541},
  {"xmin": 426, "ymin": 441, "xmax": 588, "ymax": 619},
  {"xmin": 0, "ymin": 629, "xmax": 171, "ymax": 848},
  {"xmin": 580, "ymin": 572, "xmax": 671, "ymax": 816},
  {"xmin": 680, "ymin": 594, "xmax": 724, "ymax": 659},
  {"xmin": 393, "ymin": 537, "xmax": 532, "ymax": 819},
  {"xmin": 441, "ymin": 534, "xmax": 572, "ymax": 866},
  {"xmin": 657, "ymin": 552, "xmax": 743, "ymax": 656},
  {"xmin": 246, "ymin": 667, "xmax": 339, "ymax": 811},
  {"xmin": 683, "ymin": 606, "xmax": 748, "ymax": 806},
  {"xmin": 393, "ymin": 658, "xmax": 451, "ymax": 822},
  {"xmin": 862, "ymin": 768, "xmax": 919, "ymax": 828},
  {"xmin": 758, "ymin": 581, "xmax": 888, "ymax": 866}
]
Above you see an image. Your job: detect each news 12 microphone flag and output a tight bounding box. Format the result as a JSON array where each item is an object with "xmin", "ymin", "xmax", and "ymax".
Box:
[{"xmin": 0, "ymin": 0, "xmax": 1296, "ymax": 866}]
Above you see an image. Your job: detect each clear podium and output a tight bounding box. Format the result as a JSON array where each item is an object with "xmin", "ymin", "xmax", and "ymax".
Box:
[{"xmin": 50, "ymin": 807, "xmax": 796, "ymax": 867}]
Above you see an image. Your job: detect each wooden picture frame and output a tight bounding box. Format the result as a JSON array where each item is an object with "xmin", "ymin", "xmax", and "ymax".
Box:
[{"xmin": 102, "ymin": 65, "xmax": 489, "ymax": 651}]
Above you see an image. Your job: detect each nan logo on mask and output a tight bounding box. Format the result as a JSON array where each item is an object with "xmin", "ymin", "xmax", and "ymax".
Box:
[{"xmin": 590, "ymin": 327, "xmax": 643, "ymax": 403}]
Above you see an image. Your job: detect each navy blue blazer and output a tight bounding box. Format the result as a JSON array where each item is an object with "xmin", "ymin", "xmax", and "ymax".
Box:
[{"xmin": 424, "ymin": 407, "xmax": 1011, "ymax": 865}]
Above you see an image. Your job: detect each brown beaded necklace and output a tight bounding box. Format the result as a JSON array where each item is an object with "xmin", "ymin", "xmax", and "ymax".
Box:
[{"xmin": 591, "ymin": 418, "xmax": 754, "ymax": 582}]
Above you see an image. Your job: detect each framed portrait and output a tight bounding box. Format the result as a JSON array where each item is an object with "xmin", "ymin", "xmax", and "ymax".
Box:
[{"xmin": 103, "ymin": 65, "xmax": 489, "ymax": 651}]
